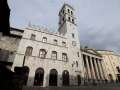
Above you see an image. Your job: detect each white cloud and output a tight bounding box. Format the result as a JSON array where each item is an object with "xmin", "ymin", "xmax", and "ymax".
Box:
[{"xmin": 8, "ymin": 0, "xmax": 120, "ymax": 53}]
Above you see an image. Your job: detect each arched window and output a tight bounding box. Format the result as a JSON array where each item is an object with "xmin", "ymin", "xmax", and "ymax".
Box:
[
  {"xmin": 68, "ymin": 9, "xmax": 70, "ymax": 13},
  {"xmin": 63, "ymin": 17, "xmax": 65, "ymax": 22},
  {"xmin": 39, "ymin": 49, "xmax": 46, "ymax": 59},
  {"xmin": 62, "ymin": 70, "xmax": 69, "ymax": 86},
  {"xmin": 34, "ymin": 68, "xmax": 44, "ymax": 86},
  {"xmin": 51, "ymin": 51, "xmax": 57, "ymax": 60},
  {"xmin": 49, "ymin": 69, "xmax": 58, "ymax": 86},
  {"xmin": 42, "ymin": 37, "xmax": 47, "ymax": 43},
  {"xmin": 71, "ymin": 11, "xmax": 73, "ymax": 15},
  {"xmin": 62, "ymin": 53, "xmax": 67, "ymax": 61},
  {"xmin": 25, "ymin": 46, "xmax": 33, "ymax": 56},
  {"xmin": 68, "ymin": 17, "xmax": 71, "ymax": 21},
  {"xmin": 72, "ymin": 19, "xmax": 74, "ymax": 23}
]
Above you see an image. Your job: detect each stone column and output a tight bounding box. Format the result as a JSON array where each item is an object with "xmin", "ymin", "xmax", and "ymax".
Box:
[
  {"xmin": 97, "ymin": 59, "xmax": 104, "ymax": 83},
  {"xmin": 85, "ymin": 55, "xmax": 92, "ymax": 83},
  {"xmin": 99, "ymin": 60, "xmax": 106, "ymax": 82},
  {"xmin": 89, "ymin": 57, "xmax": 96, "ymax": 84},
  {"xmin": 94, "ymin": 58, "xmax": 101, "ymax": 83},
  {"xmin": 92, "ymin": 58, "xmax": 100, "ymax": 84}
]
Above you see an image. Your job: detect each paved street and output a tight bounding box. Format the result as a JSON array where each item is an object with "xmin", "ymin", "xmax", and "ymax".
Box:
[{"xmin": 23, "ymin": 84, "xmax": 120, "ymax": 90}]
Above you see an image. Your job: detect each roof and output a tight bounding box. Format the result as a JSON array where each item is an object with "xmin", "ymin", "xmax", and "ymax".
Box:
[
  {"xmin": 10, "ymin": 27, "xmax": 24, "ymax": 32},
  {"xmin": 1, "ymin": 27, "xmax": 24, "ymax": 38},
  {"xmin": 81, "ymin": 47, "xmax": 102, "ymax": 57}
]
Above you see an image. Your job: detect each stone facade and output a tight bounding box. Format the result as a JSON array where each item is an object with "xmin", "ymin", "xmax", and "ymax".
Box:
[
  {"xmin": 11, "ymin": 4, "xmax": 84, "ymax": 87},
  {"xmin": 0, "ymin": 28, "xmax": 24, "ymax": 69},
  {"xmin": 4, "ymin": 3, "xmax": 120, "ymax": 87},
  {"xmin": 97, "ymin": 50, "xmax": 120, "ymax": 83},
  {"xmin": 81, "ymin": 48, "xmax": 107, "ymax": 85}
]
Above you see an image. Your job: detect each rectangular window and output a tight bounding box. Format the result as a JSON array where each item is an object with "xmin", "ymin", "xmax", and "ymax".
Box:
[
  {"xmin": 51, "ymin": 51, "xmax": 57, "ymax": 60},
  {"xmin": 31, "ymin": 34, "xmax": 36, "ymax": 40},
  {"xmin": 62, "ymin": 53, "xmax": 67, "ymax": 61},
  {"xmin": 77, "ymin": 52, "xmax": 79, "ymax": 57},
  {"xmin": 72, "ymin": 41, "xmax": 76, "ymax": 46},
  {"xmin": 42, "ymin": 37, "xmax": 47, "ymax": 43},
  {"xmin": 25, "ymin": 47, "xmax": 33, "ymax": 56},
  {"xmin": 72, "ymin": 33, "xmax": 74, "ymax": 38},
  {"xmin": 62, "ymin": 41, "xmax": 66, "ymax": 47},
  {"xmin": 54, "ymin": 39, "xmax": 58, "ymax": 45}
]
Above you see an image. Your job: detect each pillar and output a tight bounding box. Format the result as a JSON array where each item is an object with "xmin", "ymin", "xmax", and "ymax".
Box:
[
  {"xmin": 94, "ymin": 58, "xmax": 101, "ymax": 84},
  {"xmin": 99, "ymin": 60, "xmax": 106, "ymax": 82},
  {"xmin": 97, "ymin": 59, "xmax": 104, "ymax": 83},
  {"xmin": 85, "ymin": 55, "xmax": 92, "ymax": 84},
  {"xmin": 89, "ymin": 57, "xmax": 96, "ymax": 84}
]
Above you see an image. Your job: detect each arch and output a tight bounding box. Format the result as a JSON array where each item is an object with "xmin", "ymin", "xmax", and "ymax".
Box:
[
  {"xmin": 72, "ymin": 19, "xmax": 74, "ymax": 23},
  {"xmin": 71, "ymin": 11, "xmax": 73, "ymax": 15},
  {"xmin": 49, "ymin": 69, "xmax": 58, "ymax": 86},
  {"xmin": 34, "ymin": 68, "xmax": 44, "ymax": 86},
  {"xmin": 62, "ymin": 70, "xmax": 69, "ymax": 86},
  {"xmin": 68, "ymin": 9, "xmax": 70, "ymax": 13},
  {"xmin": 68, "ymin": 17, "xmax": 71, "ymax": 21},
  {"xmin": 77, "ymin": 75, "xmax": 81, "ymax": 86},
  {"xmin": 25, "ymin": 46, "xmax": 33, "ymax": 56}
]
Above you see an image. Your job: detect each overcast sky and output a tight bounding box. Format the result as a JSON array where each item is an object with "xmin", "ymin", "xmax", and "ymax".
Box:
[{"xmin": 8, "ymin": 0, "xmax": 120, "ymax": 53}]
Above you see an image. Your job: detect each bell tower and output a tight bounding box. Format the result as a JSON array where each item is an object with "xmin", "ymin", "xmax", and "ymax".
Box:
[
  {"xmin": 58, "ymin": 4, "xmax": 76, "ymax": 35},
  {"xmin": 58, "ymin": 4, "xmax": 84, "ymax": 84}
]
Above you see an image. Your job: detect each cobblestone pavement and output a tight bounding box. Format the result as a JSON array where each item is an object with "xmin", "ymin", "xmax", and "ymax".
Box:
[{"xmin": 23, "ymin": 84, "xmax": 120, "ymax": 90}]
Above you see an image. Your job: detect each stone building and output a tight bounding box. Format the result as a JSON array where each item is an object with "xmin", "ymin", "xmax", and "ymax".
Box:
[
  {"xmin": 97, "ymin": 50, "xmax": 120, "ymax": 83},
  {"xmin": 0, "ymin": 27, "xmax": 24, "ymax": 69},
  {"xmin": 12, "ymin": 4, "xmax": 84, "ymax": 87},
  {"xmin": 81, "ymin": 48, "xmax": 106, "ymax": 85},
  {"xmin": 9, "ymin": 3, "xmax": 120, "ymax": 87}
]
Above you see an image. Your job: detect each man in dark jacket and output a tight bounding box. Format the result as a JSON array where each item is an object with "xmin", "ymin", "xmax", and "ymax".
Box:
[{"xmin": 0, "ymin": 0, "xmax": 10, "ymax": 35}]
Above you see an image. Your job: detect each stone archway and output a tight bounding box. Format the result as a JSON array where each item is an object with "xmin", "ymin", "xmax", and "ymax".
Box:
[
  {"xmin": 62, "ymin": 70, "xmax": 69, "ymax": 86},
  {"xmin": 49, "ymin": 69, "xmax": 58, "ymax": 86},
  {"xmin": 34, "ymin": 68, "xmax": 44, "ymax": 86}
]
